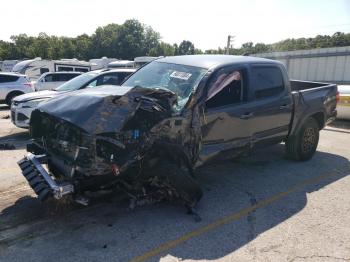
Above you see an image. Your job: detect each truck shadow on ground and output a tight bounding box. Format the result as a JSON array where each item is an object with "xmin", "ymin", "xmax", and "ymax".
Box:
[
  {"xmin": 0, "ymin": 144, "xmax": 349, "ymax": 261},
  {"xmin": 0, "ymin": 131, "xmax": 30, "ymax": 150}
]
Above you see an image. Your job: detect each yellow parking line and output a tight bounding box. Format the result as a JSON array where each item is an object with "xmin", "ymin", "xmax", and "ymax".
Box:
[{"xmin": 130, "ymin": 170, "xmax": 341, "ymax": 262}]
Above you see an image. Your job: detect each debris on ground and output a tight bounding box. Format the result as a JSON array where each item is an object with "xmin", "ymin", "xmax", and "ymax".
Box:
[{"xmin": 1, "ymin": 115, "xmax": 10, "ymax": 119}]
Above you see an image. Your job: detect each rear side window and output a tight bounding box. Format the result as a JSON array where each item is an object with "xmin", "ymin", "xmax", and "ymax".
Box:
[
  {"xmin": 45, "ymin": 73, "xmax": 79, "ymax": 82},
  {"xmin": 0, "ymin": 75, "xmax": 20, "ymax": 83},
  {"xmin": 58, "ymin": 73, "xmax": 80, "ymax": 81},
  {"xmin": 44, "ymin": 74, "xmax": 54, "ymax": 82},
  {"xmin": 251, "ymin": 67, "xmax": 284, "ymax": 99}
]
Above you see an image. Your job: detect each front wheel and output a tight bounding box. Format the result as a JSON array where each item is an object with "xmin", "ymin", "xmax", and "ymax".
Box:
[
  {"xmin": 149, "ymin": 161, "xmax": 203, "ymax": 208},
  {"xmin": 285, "ymin": 117, "xmax": 320, "ymax": 161}
]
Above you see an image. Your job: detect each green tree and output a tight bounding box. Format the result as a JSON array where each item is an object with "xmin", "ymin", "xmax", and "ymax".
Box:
[
  {"xmin": 177, "ymin": 40, "xmax": 195, "ymax": 55},
  {"xmin": 90, "ymin": 23, "xmax": 120, "ymax": 58},
  {"xmin": 1, "ymin": 20, "xmax": 350, "ymax": 61},
  {"xmin": 148, "ymin": 42, "xmax": 175, "ymax": 56}
]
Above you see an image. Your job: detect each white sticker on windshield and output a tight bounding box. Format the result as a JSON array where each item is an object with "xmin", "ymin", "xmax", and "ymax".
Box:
[{"xmin": 170, "ymin": 71, "xmax": 192, "ymax": 80}]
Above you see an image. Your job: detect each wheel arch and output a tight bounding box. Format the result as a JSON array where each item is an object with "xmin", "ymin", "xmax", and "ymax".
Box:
[
  {"xmin": 5, "ymin": 90, "xmax": 24, "ymax": 103},
  {"xmin": 290, "ymin": 110, "xmax": 326, "ymax": 137}
]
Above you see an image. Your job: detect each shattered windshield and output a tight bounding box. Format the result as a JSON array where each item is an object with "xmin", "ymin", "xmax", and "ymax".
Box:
[{"xmin": 122, "ymin": 61, "xmax": 207, "ymax": 111}]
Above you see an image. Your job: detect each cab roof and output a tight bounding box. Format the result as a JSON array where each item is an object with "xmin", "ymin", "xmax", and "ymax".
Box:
[{"xmin": 156, "ymin": 55, "xmax": 280, "ymax": 69}]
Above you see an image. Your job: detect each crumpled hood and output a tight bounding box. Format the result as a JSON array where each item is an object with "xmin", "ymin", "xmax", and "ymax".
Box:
[
  {"xmin": 35, "ymin": 85, "xmax": 177, "ymax": 134},
  {"xmin": 13, "ymin": 90, "xmax": 59, "ymax": 102}
]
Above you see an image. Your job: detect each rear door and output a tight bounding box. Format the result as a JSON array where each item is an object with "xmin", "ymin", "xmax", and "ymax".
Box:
[{"xmin": 247, "ymin": 65, "xmax": 293, "ymax": 147}]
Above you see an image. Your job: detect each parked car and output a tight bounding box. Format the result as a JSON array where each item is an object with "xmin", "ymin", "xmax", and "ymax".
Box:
[
  {"xmin": 0, "ymin": 72, "xmax": 34, "ymax": 106},
  {"xmin": 337, "ymin": 85, "xmax": 350, "ymax": 120},
  {"xmin": 18, "ymin": 55, "xmax": 337, "ymax": 211},
  {"xmin": 34, "ymin": 71, "xmax": 82, "ymax": 91},
  {"xmin": 11, "ymin": 68, "xmax": 135, "ymax": 128}
]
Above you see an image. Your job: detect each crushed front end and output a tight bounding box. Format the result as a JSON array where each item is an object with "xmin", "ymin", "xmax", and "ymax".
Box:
[{"xmin": 18, "ymin": 86, "xmax": 203, "ymax": 209}]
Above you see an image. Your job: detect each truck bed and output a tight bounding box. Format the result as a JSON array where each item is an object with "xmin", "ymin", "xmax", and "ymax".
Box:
[
  {"xmin": 288, "ymin": 80, "xmax": 337, "ymax": 136},
  {"xmin": 290, "ymin": 80, "xmax": 335, "ymax": 92}
]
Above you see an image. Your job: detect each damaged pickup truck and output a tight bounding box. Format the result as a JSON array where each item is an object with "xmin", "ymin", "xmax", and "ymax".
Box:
[{"xmin": 18, "ymin": 55, "xmax": 338, "ymax": 211}]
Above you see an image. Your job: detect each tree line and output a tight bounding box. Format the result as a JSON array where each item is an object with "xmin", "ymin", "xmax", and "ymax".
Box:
[{"xmin": 1, "ymin": 19, "xmax": 350, "ymax": 61}]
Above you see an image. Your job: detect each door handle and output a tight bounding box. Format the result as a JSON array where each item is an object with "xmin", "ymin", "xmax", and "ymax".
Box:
[
  {"xmin": 279, "ymin": 104, "xmax": 290, "ymax": 110},
  {"xmin": 240, "ymin": 112, "xmax": 253, "ymax": 119}
]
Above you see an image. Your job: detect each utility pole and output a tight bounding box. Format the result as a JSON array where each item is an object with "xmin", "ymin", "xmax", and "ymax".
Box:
[{"xmin": 226, "ymin": 35, "xmax": 235, "ymax": 55}]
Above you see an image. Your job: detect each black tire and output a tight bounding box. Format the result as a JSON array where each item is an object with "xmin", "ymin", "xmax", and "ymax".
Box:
[
  {"xmin": 151, "ymin": 161, "xmax": 203, "ymax": 208},
  {"xmin": 6, "ymin": 92, "xmax": 23, "ymax": 106},
  {"xmin": 286, "ymin": 117, "xmax": 319, "ymax": 161}
]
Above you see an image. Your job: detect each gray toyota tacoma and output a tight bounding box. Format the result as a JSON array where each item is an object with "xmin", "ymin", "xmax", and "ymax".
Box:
[{"xmin": 18, "ymin": 55, "xmax": 337, "ymax": 211}]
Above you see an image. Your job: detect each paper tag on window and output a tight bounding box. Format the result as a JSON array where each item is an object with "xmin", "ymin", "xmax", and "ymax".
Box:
[{"xmin": 170, "ymin": 71, "xmax": 192, "ymax": 80}]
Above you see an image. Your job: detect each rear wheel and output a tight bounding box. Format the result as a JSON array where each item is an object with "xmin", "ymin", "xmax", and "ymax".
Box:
[
  {"xmin": 285, "ymin": 117, "xmax": 319, "ymax": 161},
  {"xmin": 6, "ymin": 92, "xmax": 23, "ymax": 106}
]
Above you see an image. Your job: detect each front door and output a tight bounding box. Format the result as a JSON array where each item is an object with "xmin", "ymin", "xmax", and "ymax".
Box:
[{"xmin": 198, "ymin": 66, "xmax": 253, "ymax": 166}]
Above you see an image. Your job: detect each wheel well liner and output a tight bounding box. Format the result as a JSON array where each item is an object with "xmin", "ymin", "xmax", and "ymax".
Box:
[
  {"xmin": 310, "ymin": 112, "xmax": 325, "ymax": 130},
  {"xmin": 6, "ymin": 91, "xmax": 24, "ymax": 102}
]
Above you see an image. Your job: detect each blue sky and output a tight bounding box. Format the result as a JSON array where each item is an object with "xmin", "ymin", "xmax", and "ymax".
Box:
[{"xmin": 1, "ymin": 0, "xmax": 350, "ymax": 50}]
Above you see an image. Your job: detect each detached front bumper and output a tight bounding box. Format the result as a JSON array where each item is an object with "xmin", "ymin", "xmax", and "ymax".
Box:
[{"xmin": 17, "ymin": 153, "xmax": 74, "ymax": 201}]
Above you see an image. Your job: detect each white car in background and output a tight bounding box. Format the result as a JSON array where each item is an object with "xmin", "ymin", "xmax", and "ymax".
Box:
[
  {"xmin": 34, "ymin": 71, "xmax": 82, "ymax": 91},
  {"xmin": 11, "ymin": 68, "xmax": 136, "ymax": 128},
  {"xmin": 337, "ymin": 85, "xmax": 350, "ymax": 120},
  {"xmin": 0, "ymin": 72, "xmax": 34, "ymax": 106}
]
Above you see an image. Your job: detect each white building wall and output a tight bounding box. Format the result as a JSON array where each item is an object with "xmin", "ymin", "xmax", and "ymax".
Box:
[{"xmin": 253, "ymin": 46, "xmax": 350, "ymax": 83}]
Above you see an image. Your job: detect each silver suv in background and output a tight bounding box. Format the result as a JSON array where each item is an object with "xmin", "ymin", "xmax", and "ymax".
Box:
[
  {"xmin": 11, "ymin": 68, "xmax": 136, "ymax": 128},
  {"xmin": 34, "ymin": 71, "xmax": 82, "ymax": 91},
  {"xmin": 0, "ymin": 72, "xmax": 34, "ymax": 106}
]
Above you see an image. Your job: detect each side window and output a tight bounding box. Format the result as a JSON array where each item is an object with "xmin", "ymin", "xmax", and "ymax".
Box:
[
  {"xmin": 0, "ymin": 75, "xmax": 19, "ymax": 83},
  {"xmin": 97, "ymin": 74, "xmax": 121, "ymax": 86},
  {"xmin": 86, "ymin": 79, "xmax": 98, "ymax": 88},
  {"xmin": 57, "ymin": 73, "xmax": 79, "ymax": 81},
  {"xmin": 205, "ymin": 69, "xmax": 246, "ymax": 109},
  {"xmin": 85, "ymin": 73, "xmax": 126, "ymax": 88},
  {"xmin": 251, "ymin": 67, "xmax": 284, "ymax": 99},
  {"xmin": 44, "ymin": 74, "xmax": 53, "ymax": 82},
  {"xmin": 120, "ymin": 72, "xmax": 132, "ymax": 83},
  {"xmin": 65, "ymin": 74, "xmax": 80, "ymax": 81}
]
